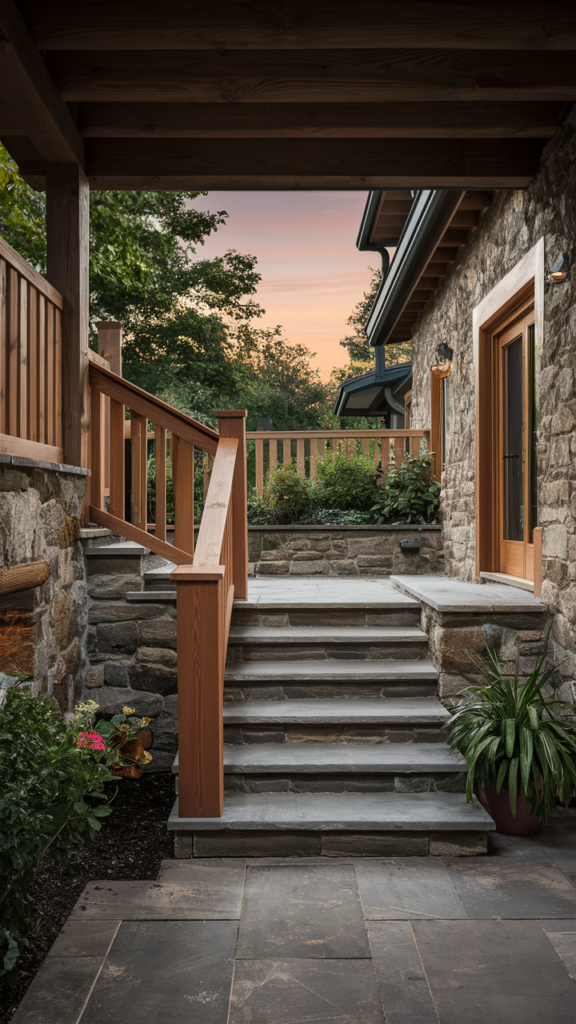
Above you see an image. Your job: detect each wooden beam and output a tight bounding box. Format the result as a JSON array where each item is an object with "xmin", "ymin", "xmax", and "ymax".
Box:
[
  {"xmin": 77, "ymin": 101, "xmax": 560, "ymax": 139},
  {"xmin": 46, "ymin": 49, "xmax": 576, "ymax": 104},
  {"xmin": 46, "ymin": 163, "xmax": 89, "ymax": 468},
  {"xmin": 78, "ymin": 136, "xmax": 544, "ymax": 189},
  {"xmin": 28, "ymin": 2, "xmax": 576, "ymax": 52},
  {"xmin": 0, "ymin": 0, "xmax": 84, "ymax": 164}
]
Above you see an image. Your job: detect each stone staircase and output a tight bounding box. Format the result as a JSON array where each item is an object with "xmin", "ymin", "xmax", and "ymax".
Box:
[{"xmin": 167, "ymin": 577, "xmax": 494, "ymax": 857}]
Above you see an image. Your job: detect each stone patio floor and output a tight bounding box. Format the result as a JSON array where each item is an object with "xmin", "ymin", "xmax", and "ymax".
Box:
[{"xmin": 12, "ymin": 810, "xmax": 576, "ymax": 1024}]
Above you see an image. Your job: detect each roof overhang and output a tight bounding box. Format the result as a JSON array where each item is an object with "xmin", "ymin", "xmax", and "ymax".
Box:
[{"xmin": 334, "ymin": 361, "xmax": 411, "ymax": 418}]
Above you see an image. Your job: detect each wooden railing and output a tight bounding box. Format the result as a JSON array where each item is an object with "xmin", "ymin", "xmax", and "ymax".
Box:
[
  {"xmin": 247, "ymin": 428, "xmax": 433, "ymax": 493},
  {"xmin": 0, "ymin": 234, "xmax": 64, "ymax": 463},
  {"xmin": 88, "ymin": 361, "xmax": 247, "ymax": 818}
]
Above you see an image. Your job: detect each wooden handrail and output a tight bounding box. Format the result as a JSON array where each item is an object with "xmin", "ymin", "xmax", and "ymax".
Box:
[
  {"xmin": 193, "ymin": 437, "xmax": 238, "ymax": 566},
  {"xmin": 0, "ymin": 235, "xmax": 63, "ymax": 309},
  {"xmin": 89, "ymin": 363, "xmax": 219, "ymax": 454},
  {"xmin": 247, "ymin": 429, "xmax": 429, "ymax": 439}
]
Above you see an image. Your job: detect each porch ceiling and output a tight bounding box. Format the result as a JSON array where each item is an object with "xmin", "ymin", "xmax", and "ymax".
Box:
[{"xmin": 1, "ymin": 1, "xmax": 575, "ymax": 190}]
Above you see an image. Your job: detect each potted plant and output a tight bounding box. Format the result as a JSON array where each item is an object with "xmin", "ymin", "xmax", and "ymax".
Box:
[
  {"xmin": 75, "ymin": 701, "xmax": 153, "ymax": 778},
  {"xmin": 444, "ymin": 647, "xmax": 576, "ymax": 835}
]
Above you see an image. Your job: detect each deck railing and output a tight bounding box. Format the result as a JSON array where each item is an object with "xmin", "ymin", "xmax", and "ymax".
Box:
[
  {"xmin": 247, "ymin": 428, "xmax": 433, "ymax": 493},
  {"xmin": 0, "ymin": 234, "xmax": 64, "ymax": 463}
]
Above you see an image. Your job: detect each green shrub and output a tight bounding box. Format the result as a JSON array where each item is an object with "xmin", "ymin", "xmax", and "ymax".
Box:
[
  {"xmin": 260, "ymin": 460, "xmax": 310, "ymax": 524},
  {"xmin": 311, "ymin": 448, "xmax": 379, "ymax": 512},
  {"xmin": 0, "ymin": 685, "xmax": 114, "ymax": 984},
  {"xmin": 370, "ymin": 453, "xmax": 440, "ymax": 525}
]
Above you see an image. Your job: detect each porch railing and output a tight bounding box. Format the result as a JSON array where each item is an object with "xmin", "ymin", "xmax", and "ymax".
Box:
[
  {"xmin": 0, "ymin": 234, "xmax": 64, "ymax": 463},
  {"xmin": 246, "ymin": 428, "xmax": 433, "ymax": 494},
  {"xmin": 88, "ymin": 360, "xmax": 247, "ymax": 817}
]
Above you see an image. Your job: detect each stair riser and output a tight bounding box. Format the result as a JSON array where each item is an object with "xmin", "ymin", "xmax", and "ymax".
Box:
[
  {"xmin": 223, "ymin": 724, "xmax": 447, "ymax": 744},
  {"xmin": 230, "ymin": 609, "xmax": 422, "ymax": 629},
  {"xmin": 225, "ymin": 681, "xmax": 438, "ymax": 700},
  {"xmin": 175, "ymin": 830, "xmax": 488, "ymax": 858},
  {"xmin": 222, "ymin": 773, "xmax": 465, "ymax": 795},
  {"xmin": 227, "ymin": 643, "xmax": 427, "ymax": 662}
]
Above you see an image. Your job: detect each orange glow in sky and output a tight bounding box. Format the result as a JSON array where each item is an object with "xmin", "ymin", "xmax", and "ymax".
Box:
[{"xmin": 192, "ymin": 191, "xmax": 375, "ymax": 378}]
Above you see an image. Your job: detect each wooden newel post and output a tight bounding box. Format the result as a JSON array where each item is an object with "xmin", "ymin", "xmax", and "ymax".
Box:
[
  {"xmin": 171, "ymin": 565, "xmax": 225, "ymax": 818},
  {"xmin": 214, "ymin": 410, "xmax": 248, "ymax": 600}
]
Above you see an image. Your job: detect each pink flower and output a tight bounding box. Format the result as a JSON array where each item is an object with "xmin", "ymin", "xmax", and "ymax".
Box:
[{"xmin": 77, "ymin": 730, "xmax": 106, "ymax": 751}]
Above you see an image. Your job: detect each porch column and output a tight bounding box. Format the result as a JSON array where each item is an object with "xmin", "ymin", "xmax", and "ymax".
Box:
[{"xmin": 46, "ymin": 164, "xmax": 90, "ymax": 469}]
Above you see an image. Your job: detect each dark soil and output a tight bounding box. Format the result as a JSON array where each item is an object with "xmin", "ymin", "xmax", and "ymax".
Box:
[{"xmin": 1, "ymin": 771, "xmax": 175, "ymax": 1024}]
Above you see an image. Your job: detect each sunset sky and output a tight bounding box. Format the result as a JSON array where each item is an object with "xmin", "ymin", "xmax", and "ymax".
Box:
[{"xmin": 192, "ymin": 191, "xmax": 376, "ymax": 378}]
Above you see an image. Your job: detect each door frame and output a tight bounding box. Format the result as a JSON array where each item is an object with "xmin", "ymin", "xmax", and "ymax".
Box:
[{"xmin": 473, "ymin": 238, "xmax": 544, "ymax": 580}]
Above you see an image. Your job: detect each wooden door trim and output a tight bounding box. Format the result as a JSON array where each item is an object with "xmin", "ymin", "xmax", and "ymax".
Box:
[{"xmin": 473, "ymin": 237, "xmax": 544, "ymax": 580}]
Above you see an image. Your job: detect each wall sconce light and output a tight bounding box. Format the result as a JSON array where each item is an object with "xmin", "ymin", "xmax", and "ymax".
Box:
[
  {"xmin": 548, "ymin": 252, "xmax": 569, "ymax": 283},
  {"xmin": 431, "ymin": 342, "xmax": 453, "ymax": 378}
]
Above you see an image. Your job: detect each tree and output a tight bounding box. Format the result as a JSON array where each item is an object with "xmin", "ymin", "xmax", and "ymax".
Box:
[{"xmin": 339, "ymin": 265, "xmax": 413, "ymax": 370}]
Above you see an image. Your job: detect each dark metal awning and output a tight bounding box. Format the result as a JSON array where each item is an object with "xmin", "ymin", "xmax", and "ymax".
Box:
[{"xmin": 334, "ymin": 361, "xmax": 411, "ymax": 419}]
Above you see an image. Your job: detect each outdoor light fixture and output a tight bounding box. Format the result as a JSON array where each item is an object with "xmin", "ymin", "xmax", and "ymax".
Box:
[
  {"xmin": 431, "ymin": 343, "xmax": 453, "ymax": 378},
  {"xmin": 548, "ymin": 252, "xmax": 570, "ymax": 283}
]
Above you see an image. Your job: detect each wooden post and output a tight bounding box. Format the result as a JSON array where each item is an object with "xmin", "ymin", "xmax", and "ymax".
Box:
[
  {"xmin": 171, "ymin": 566, "xmax": 225, "ymax": 818},
  {"xmin": 46, "ymin": 164, "xmax": 90, "ymax": 471},
  {"xmin": 215, "ymin": 410, "xmax": 248, "ymax": 601},
  {"xmin": 533, "ymin": 526, "xmax": 542, "ymax": 599},
  {"xmin": 97, "ymin": 322, "xmax": 122, "ymax": 497}
]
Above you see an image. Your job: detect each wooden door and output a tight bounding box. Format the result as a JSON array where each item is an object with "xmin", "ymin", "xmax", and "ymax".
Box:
[{"xmin": 495, "ymin": 307, "xmax": 537, "ymax": 580}]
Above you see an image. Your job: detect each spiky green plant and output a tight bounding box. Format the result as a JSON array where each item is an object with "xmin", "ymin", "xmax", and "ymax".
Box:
[{"xmin": 444, "ymin": 647, "xmax": 576, "ymax": 820}]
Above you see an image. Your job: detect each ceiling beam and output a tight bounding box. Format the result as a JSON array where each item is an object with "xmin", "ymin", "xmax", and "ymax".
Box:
[
  {"xmin": 14, "ymin": 136, "xmax": 539, "ymax": 190},
  {"xmin": 0, "ymin": 0, "xmax": 84, "ymax": 164},
  {"xmin": 45, "ymin": 48, "xmax": 576, "ymax": 105},
  {"xmin": 77, "ymin": 101, "xmax": 560, "ymax": 139},
  {"xmin": 28, "ymin": 2, "xmax": 576, "ymax": 52}
]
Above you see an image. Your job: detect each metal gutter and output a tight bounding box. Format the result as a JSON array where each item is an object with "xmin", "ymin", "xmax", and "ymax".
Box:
[
  {"xmin": 366, "ymin": 189, "xmax": 465, "ymax": 348},
  {"xmin": 356, "ymin": 189, "xmax": 390, "ymax": 275}
]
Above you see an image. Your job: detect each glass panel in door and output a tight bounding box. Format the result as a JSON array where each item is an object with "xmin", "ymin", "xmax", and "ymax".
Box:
[{"xmin": 503, "ymin": 335, "xmax": 523, "ymax": 542}]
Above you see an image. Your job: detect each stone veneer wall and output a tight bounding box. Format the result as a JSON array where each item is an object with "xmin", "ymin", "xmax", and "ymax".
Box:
[
  {"xmin": 409, "ymin": 109, "xmax": 576, "ymax": 699},
  {"xmin": 0, "ymin": 454, "xmax": 88, "ymax": 712},
  {"xmin": 248, "ymin": 526, "xmax": 443, "ymax": 577}
]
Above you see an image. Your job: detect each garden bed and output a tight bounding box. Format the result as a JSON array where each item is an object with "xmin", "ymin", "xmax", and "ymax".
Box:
[{"xmin": 1, "ymin": 772, "xmax": 174, "ymax": 1024}]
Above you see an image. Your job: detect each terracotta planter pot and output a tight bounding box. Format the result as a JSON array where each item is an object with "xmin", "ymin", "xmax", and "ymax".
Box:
[
  {"xmin": 111, "ymin": 765, "xmax": 143, "ymax": 779},
  {"xmin": 478, "ymin": 784, "xmax": 542, "ymax": 836}
]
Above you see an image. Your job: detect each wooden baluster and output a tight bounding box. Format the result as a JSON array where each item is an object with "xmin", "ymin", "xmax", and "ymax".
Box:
[
  {"xmin": 172, "ymin": 566, "xmax": 225, "ymax": 817},
  {"xmin": 297, "ymin": 438, "xmax": 305, "ymax": 478},
  {"xmin": 173, "ymin": 434, "xmax": 195, "ymax": 557},
  {"xmin": 283, "ymin": 438, "xmax": 291, "ymax": 465},
  {"xmin": 8, "ymin": 268, "xmax": 18, "ymax": 437},
  {"xmin": 37, "ymin": 295, "xmax": 45, "ymax": 444},
  {"xmin": 130, "ymin": 412, "xmax": 147, "ymax": 529},
  {"xmin": 54, "ymin": 306, "xmax": 62, "ymax": 449},
  {"xmin": 90, "ymin": 385, "xmax": 104, "ymax": 510},
  {"xmin": 155, "ymin": 425, "xmax": 167, "ymax": 542},
  {"xmin": 255, "ymin": 436, "xmax": 264, "ymax": 496},
  {"xmin": 97, "ymin": 322, "xmax": 122, "ymax": 497},
  {"xmin": 309, "ymin": 437, "xmax": 317, "ymax": 480},
  {"xmin": 27, "ymin": 287, "xmax": 38, "ymax": 442},
  {"xmin": 215, "ymin": 410, "xmax": 248, "ymax": 602},
  {"xmin": 381, "ymin": 435, "xmax": 390, "ymax": 480},
  {"xmin": 109, "ymin": 399, "xmax": 125, "ymax": 519},
  {"xmin": 269, "ymin": 437, "xmax": 277, "ymax": 473},
  {"xmin": 0, "ymin": 259, "xmax": 6, "ymax": 436},
  {"xmin": 45, "ymin": 303, "xmax": 54, "ymax": 446},
  {"xmin": 410, "ymin": 434, "xmax": 420, "ymax": 458},
  {"xmin": 362, "ymin": 437, "xmax": 370, "ymax": 456}
]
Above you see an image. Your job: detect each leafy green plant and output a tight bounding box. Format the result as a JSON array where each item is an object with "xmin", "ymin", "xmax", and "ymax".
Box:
[
  {"xmin": 77, "ymin": 701, "xmax": 153, "ymax": 769},
  {"xmin": 311, "ymin": 448, "xmax": 379, "ymax": 512},
  {"xmin": 0, "ymin": 685, "xmax": 114, "ymax": 983},
  {"xmin": 260, "ymin": 461, "xmax": 310, "ymax": 524},
  {"xmin": 444, "ymin": 647, "xmax": 576, "ymax": 820},
  {"xmin": 370, "ymin": 452, "xmax": 440, "ymax": 525}
]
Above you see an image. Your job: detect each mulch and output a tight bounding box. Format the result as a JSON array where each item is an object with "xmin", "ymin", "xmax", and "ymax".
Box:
[{"xmin": 1, "ymin": 771, "xmax": 175, "ymax": 1024}]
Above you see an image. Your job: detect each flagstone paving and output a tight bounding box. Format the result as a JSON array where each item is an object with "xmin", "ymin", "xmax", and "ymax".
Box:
[{"xmin": 11, "ymin": 813, "xmax": 576, "ymax": 1024}]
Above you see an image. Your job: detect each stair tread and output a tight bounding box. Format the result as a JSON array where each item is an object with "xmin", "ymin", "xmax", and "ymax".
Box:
[
  {"xmin": 168, "ymin": 791, "xmax": 493, "ymax": 831},
  {"xmin": 220, "ymin": 742, "xmax": 462, "ymax": 773},
  {"xmin": 223, "ymin": 697, "xmax": 448, "ymax": 724},
  {"xmin": 228, "ymin": 626, "xmax": 427, "ymax": 644},
  {"xmin": 225, "ymin": 660, "xmax": 437, "ymax": 681}
]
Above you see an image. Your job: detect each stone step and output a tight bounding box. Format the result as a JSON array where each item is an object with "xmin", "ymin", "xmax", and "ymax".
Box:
[
  {"xmin": 227, "ymin": 624, "xmax": 428, "ymax": 662},
  {"xmin": 229, "ymin": 742, "xmax": 460, "ymax": 775},
  {"xmin": 222, "ymin": 696, "xmax": 448, "ymax": 725},
  {"xmin": 224, "ymin": 659, "xmax": 436, "ymax": 683},
  {"xmin": 168, "ymin": 791, "xmax": 494, "ymax": 835}
]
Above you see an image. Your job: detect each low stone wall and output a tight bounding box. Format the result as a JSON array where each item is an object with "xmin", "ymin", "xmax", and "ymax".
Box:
[
  {"xmin": 0, "ymin": 454, "xmax": 88, "ymax": 712},
  {"xmin": 248, "ymin": 525, "xmax": 444, "ymax": 577}
]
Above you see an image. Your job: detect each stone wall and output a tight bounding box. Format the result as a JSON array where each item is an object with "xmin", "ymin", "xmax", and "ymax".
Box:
[
  {"xmin": 409, "ymin": 108, "xmax": 576, "ymax": 698},
  {"xmin": 248, "ymin": 526, "xmax": 444, "ymax": 577},
  {"xmin": 0, "ymin": 454, "xmax": 88, "ymax": 713}
]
